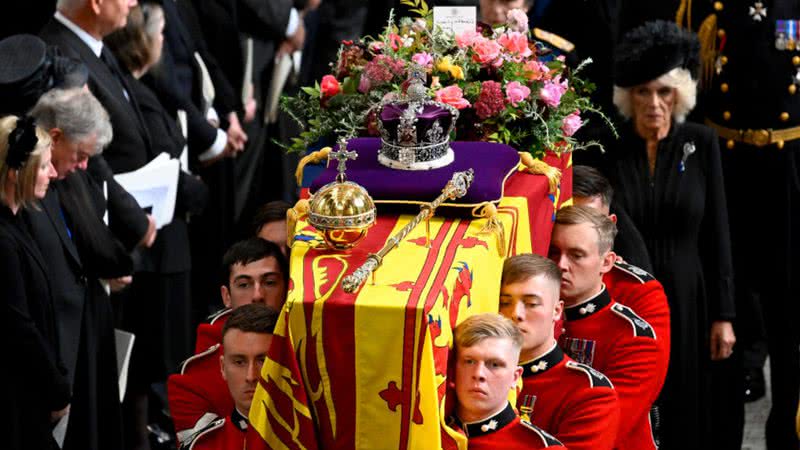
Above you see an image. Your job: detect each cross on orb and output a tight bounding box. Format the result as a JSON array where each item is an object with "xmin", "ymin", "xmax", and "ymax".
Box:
[{"xmin": 331, "ymin": 137, "xmax": 357, "ymax": 182}]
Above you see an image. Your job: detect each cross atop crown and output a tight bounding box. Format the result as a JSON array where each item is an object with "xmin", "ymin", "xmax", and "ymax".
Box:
[{"xmin": 331, "ymin": 137, "xmax": 357, "ymax": 182}]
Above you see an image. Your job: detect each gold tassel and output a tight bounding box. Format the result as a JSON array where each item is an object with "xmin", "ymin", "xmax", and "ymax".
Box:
[
  {"xmin": 286, "ymin": 199, "xmax": 310, "ymax": 248},
  {"xmin": 696, "ymin": 14, "xmax": 718, "ymax": 89},
  {"xmin": 519, "ymin": 152, "xmax": 561, "ymax": 193},
  {"xmin": 675, "ymin": 0, "xmax": 692, "ymax": 29},
  {"xmin": 472, "ymin": 202, "xmax": 506, "ymax": 257},
  {"xmin": 294, "ymin": 147, "xmax": 332, "ymax": 185}
]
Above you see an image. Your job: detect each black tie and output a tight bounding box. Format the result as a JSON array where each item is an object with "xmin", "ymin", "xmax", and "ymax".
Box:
[{"xmin": 99, "ymin": 47, "xmax": 130, "ymax": 102}]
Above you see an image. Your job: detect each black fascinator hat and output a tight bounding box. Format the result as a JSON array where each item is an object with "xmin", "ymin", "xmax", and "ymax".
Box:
[
  {"xmin": 614, "ymin": 20, "xmax": 701, "ymax": 88},
  {"xmin": 5, "ymin": 116, "xmax": 39, "ymax": 170}
]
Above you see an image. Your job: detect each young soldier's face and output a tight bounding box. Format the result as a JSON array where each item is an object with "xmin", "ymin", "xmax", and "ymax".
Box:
[
  {"xmin": 220, "ymin": 329, "xmax": 273, "ymax": 414},
  {"xmin": 548, "ymin": 222, "xmax": 614, "ymax": 304},
  {"xmin": 499, "ymin": 275, "xmax": 563, "ymax": 361},
  {"xmin": 221, "ymin": 256, "xmax": 287, "ymax": 310},
  {"xmin": 454, "ymin": 337, "xmax": 522, "ymax": 422}
]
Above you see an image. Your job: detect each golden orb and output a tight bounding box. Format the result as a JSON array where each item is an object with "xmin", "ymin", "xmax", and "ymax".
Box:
[
  {"xmin": 714, "ymin": 1, "xmax": 723, "ymax": 11},
  {"xmin": 790, "ymin": 84, "xmax": 797, "ymax": 95},
  {"xmin": 723, "ymin": 111, "xmax": 731, "ymax": 121},
  {"xmin": 720, "ymin": 83, "xmax": 729, "ymax": 93},
  {"xmin": 781, "ymin": 112, "xmax": 790, "ymax": 122},
  {"xmin": 308, "ymin": 180, "xmax": 376, "ymax": 250}
]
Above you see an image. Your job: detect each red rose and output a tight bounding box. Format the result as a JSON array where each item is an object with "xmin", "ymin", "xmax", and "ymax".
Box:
[{"xmin": 321, "ymin": 75, "xmax": 340, "ymax": 97}]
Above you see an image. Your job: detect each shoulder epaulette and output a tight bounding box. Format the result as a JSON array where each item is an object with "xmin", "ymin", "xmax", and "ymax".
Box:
[
  {"xmin": 565, "ymin": 360, "xmax": 614, "ymax": 389},
  {"xmin": 179, "ymin": 416, "xmax": 224, "ymax": 450},
  {"xmin": 533, "ymin": 28, "xmax": 575, "ymax": 53},
  {"xmin": 179, "ymin": 343, "xmax": 221, "ymax": 374},
  {"xmin": 611, "ymin": 303, "xmax": 656, "ymax": 339},
  {"xmin": 521, "ymin": 419, "xmax": 564, "ymax": 447},
  {"xmin": 613, "ymin": 261, "xmax": 655, "ymax": 283},
  {"xmin": 176, "ymin": 412, "xmax": 221, "ymax": 446},
  {"xmin": 208, "ymin": 308, "xmax": 232, "ymax": 324}
]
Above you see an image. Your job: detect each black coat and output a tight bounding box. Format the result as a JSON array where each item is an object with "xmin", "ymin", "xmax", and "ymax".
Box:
[
  {"xmin": 0, "ymin": 204, "xmax": 70, "ymax": 450},
  {"xmin": 603, "ymin": 121, "xmax": 734, "ymax": 442},
  {"xmin": 39, "ymin": 18, "xmax": 150, "ymax": 249}
]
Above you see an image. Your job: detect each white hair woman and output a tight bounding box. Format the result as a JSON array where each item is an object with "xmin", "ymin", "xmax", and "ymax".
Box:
[
  {"xmin": 604, "ymin": 20, "xmax": 736, "ymax": 448},
  {"xmin": 0, "ymin": 115, "xmax": 66, "ymax": 450}
]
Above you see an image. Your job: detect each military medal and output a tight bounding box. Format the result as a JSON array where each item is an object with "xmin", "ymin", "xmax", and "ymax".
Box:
[
  {"xmin": 776, "ymin": 21, "xmax": 788, "ymax": 50},
  {"xmin": 749, "ymin": 2, "xmax": 767, "ymax": 22}
]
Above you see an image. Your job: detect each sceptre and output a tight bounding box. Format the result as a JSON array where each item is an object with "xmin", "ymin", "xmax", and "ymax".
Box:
[{"xmin": 341, "ymin": 169, "xmax": 474, "ymax": 293}]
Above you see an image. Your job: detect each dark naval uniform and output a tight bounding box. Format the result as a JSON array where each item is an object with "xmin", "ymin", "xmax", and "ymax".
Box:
[
  {"xmin": 450, "ymin": 402, "xmax": 566, "ymax": 449},
  {"xmin": 517, "ymin": 344, "xmax": 620, "ymax": 450},
  {"xmin": 692, "ymin": 1, "xmax": 800, "ymax": 448},
  {"xmin": 559, "ymin": 286, "xmax": 663, "ymax": 450},
  {"xmin": 180, "ymin": 408, "xmax": 248, "ymax": 450}
]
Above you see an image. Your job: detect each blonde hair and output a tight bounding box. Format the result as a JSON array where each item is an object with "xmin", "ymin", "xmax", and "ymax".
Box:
[
  {"xmin": 613, "ymin": 67, "xmax": 697, "ymax": 123},
  {"xmin": 555, "ymin": 205, "xmax": 618, "ymax": 254},
  {"xmin": 454, "ymin": 313, "xmax": 523, "ymax": 356},
  {"xmin": 0, "ymin": 116, "xmax": 51, "ymax": 208}
]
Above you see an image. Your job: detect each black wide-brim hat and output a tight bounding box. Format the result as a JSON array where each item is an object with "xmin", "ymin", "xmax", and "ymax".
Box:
[
  {"xmin": 614, "ymin": 20, "xmax": 700, "ymax": 88},
  {"xmin": 0, "ymin": 34, "xmax": 89, "ymax": 116}
]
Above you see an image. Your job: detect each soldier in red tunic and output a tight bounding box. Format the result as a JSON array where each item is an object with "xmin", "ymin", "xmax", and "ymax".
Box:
[
  {"xmin": 549, "ymin": 206, "xmax": 666, "ymax": 450},
  {"xmin": 168, "ymin": 238, "xmax": 287, "ymax": 443},
  {"xmin": 179, "ymin": 304, "xmax": 279, "ymax": 449},
  {"xmin": 449, "ymin": 313, "xmax": 566, "ymax": 449},
  {"xmin": 499, "ymin": 253, "xmax": 620, "ymax": 449}
]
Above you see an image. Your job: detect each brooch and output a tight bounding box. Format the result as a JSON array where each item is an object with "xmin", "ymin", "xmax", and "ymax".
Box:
[{"xmin": 679, "ymin": 141, "xmax": 696, "ymax": 173}]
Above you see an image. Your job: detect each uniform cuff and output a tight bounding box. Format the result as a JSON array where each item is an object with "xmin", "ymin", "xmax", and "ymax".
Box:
[
  {"xmin": 197, "ymin": 129, "xmax": 227, "ymax": 162},
  {"xmin": 285, "ymin": 8, "xmax": 300, "ymax": 37}
]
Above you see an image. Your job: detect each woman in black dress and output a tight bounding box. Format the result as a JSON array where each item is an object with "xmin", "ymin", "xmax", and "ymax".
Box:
[
  {"xmin": 0, "ymin": 115, "xmax": 67, "ymax": 449},
  {"xmin": 605, "ymin": 21, "xmax": 736, "ymax": 448}
]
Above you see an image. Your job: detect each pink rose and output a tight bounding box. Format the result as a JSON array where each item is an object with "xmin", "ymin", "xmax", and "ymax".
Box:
[
  {"xmin": 523, "ymin": 60, "xmax": 549, "ymax": 81},
  {"xmin": 456, "ymin": 29, "xmax": 482, "ymax": 48},
  {"xmin": 506, "ymin": 8, "xmax": 529, "ymax": 33},
  {"xmin": 498, "ymin": 31, "xmax": 532, "ymax": 59},
  {"xmin": 411, "ymin": 52, "xmax": 434, "ymax": 68},
  {"xmin": 539, "ymin": 76, "xmax": 568, "ymax": 108},
  {"xmin": 561, "ymin": 111, "xmax": 584, "ymax": 136},
  {"xmin": 471, "ymin": 37, "xmax": 503, "ymax": 66},
  {"xmin": 435, "ymin": 85, "xmax": 471, "ymax": 109},
  {"xmin": 505, "ymin": 81, "xmax": 531, "ymax": 106}
]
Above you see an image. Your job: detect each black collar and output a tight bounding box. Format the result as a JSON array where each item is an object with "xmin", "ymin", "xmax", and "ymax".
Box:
[
  {"xmin": 453, "ymin": 402, "xmax": 517, "ymax": 438},
  {"xmin": 520, "ymin": 344, "xmax": 564, "ymax": 378},
  {"xmin": 564, "ymin": 287, "xmax": 611, "ymax": 321},
  {"xmin": 231, "ymin": 409, "xmax": 248, "ymax": 432}
]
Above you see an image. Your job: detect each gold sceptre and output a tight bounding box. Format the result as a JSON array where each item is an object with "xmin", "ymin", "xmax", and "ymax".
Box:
[{"xmin": 342, "ymin": 169, "xmax": 475, "ymax": 293}]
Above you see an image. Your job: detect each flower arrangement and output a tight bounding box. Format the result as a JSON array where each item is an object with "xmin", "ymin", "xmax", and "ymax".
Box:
[{"xmin": 281, "ymin": 0, "xmax": 609, "ymax": 159}]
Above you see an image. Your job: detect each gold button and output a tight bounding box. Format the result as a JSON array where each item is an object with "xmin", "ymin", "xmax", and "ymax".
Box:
[
  {"xmin": 726, "ymin": 140, "xmax": 735, "ymax": 149},
  {"xmin": 720, "ymin": 55, "xmax": 728, "ymax": 65},
  {"xmin": 793, "ymin": 56, "xmax": 800, "ymax": 66},
  {"xmin": 717, "ymin": 29, "xmax": 726, "ymax": 38},
  {"xmin": 720, "ymin": 83, "xmax": 729, "ymax": 93},
  {"xmin": 777, "ymin": 140, "xmax": 785, "ymax": 149},
  {"xmin": 723, "ymin": 111, "xmax": 731, "ymax": 121},
  {"xmin": 790, "ymin": 84, "xmax": 797, "ymax": 95},
  {"xmin": 714, "ymin": 1, "xmax": 724, "ymax": 11},
  {"xmin": 781, "ymin": 112, "xmax": 790, "ymax": 121}
]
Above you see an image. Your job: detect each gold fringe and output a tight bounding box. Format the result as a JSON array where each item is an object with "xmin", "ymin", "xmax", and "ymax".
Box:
[
  {"xmin": 697, "ymin": 14, "xmax": 719, "ymax": 89},
  {"xmin": 294, "ymin": 147, "xmax": 332, "ymax": 185},
  {"xmin": 519, "ymin": 152, "xmax": 561, "ymax": 193},
  {"xmin": 472, "ymin": 202, "xmax": 506, "ymax": 257},
  {"xmin": 286, "ymin": 199, "xmax": 310, "ymax": 248},
  {"xmin": 675, "ymin": 0, "xmax": 692, "ymax": 29}
]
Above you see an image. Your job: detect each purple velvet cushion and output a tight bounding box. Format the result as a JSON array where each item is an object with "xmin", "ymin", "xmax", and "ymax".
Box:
[{"xmin": 309, "ymin": 138, "xmax": 520, "ymax": 205}]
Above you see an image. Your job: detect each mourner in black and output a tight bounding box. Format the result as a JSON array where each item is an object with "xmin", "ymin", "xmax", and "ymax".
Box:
[{"xmin": 604, "ymin": 21, "xmax": 737, "ymax": 449}]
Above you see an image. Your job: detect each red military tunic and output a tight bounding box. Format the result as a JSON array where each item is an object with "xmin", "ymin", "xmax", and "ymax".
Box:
[
  {"xmin": 194, "ymin": 308, "xmax": 231, "ymax": 352},
  {"xmin": 517, "ymin": 343, "xmax": 620, "ymax": 450},
  {"xmin": 558, "ymin": 286, "xmax": 663, "ymax": 450},
  {"xmin": 169, "ymin": 309, "xmax": 234, "ymax": 443},
  {"xmin": 604, "ymin": 261, "xmax": 670, "ymax": 385},
  {"xmin": 450, "ymin": 402, "xmax": 566, "ymax": 449},
  {"xmin": 180, "ymin": 409, "xmax": 248, "ymax": 450}
]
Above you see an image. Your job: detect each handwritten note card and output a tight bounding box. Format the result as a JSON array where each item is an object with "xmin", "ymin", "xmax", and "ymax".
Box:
[{"xmin": 433, "ymin": 6, "xmax": 476, "ymax": 36}]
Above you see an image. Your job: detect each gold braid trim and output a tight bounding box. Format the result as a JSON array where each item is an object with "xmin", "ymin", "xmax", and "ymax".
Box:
[
  {"xmin": 519, "ymin": 152, "xmax": 561, "ymax": 193},
  {"xmin": 294, "ymin": 146, "xmax": 332, "ymax": 185},
  {"xmin": 696, "ymin": 14, "xmax": 719, "ymax": 88},
  {"xmin": 675, "ymin": 0, "xmax": 692, "ymax": 29},
  {"xmin": 286, "ymin": 199, "xmax": 310, "ymax": 248},
  {"xmin": 471, "ymin": 202, "xmax": 506, "ymax": 257}
]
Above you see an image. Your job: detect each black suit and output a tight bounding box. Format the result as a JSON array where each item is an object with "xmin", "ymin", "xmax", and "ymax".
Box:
[
  {"xmin": 24, "ymin": 183, "xmax": 125, "ymax": 450},
  {"xmin": 39, "ymin": 18, "xmax": 150, "ymax": 248},
  {"xmin": 0, "ymin": 204, "xmax": 71, "ymax": 450}
]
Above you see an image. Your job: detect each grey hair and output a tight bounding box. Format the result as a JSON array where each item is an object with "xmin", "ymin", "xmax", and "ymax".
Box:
[
  {"xmin": 612, "ymin": 67, "xmax": 697, "ymax": 123},
  {"xmin": 56, "ymin": 0, "xmax": 88, "ymax": 13},
  {"xmin": 30, "ymin": 88, "xmax": 113, "ymax": 154}
]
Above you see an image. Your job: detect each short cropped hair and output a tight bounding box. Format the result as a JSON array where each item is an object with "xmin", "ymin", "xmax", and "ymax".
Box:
[
  {"xmin": 573, "ymin": 165, "xmax": 613, "ymax": 208},
  {"xmin": 555, "ymin": 205, "xmax": 618, "ymax": 254},
  {"xmin": 222, "ymin": 303, "xmax": 279, "ymax": 339},
  {"xmin": 501, "ymin": 253, "xmax": 561, "ymax": 289},
  {"xmin": 454, "ymin": 313, "xmax": 523, "ymax": 356},
  {"xmin": 252, "ymin": 200, "xmax": 291, "ymax": 235},
  {"xmin": 30, "ymin": 88, "xmax": 112, "ymax": 154},
  {"xmin": 221, "ymin": 238, "xmax": 289, "ymax": 287},
  {"xmin": 613, "ymin": 67, "xmax": 697, "ymax": 123},
  {"xmin": 0, "ymin": 116, "xmax": 52, "ymax": 208},
  {"xmin": 105, "ymin": 4, "xmax": 164, "ymax": 74}
]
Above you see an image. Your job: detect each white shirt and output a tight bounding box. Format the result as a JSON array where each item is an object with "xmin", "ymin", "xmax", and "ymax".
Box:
[{"xmin": 54, "ymin": 11, "xmax": 103, "ymax": 58}]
